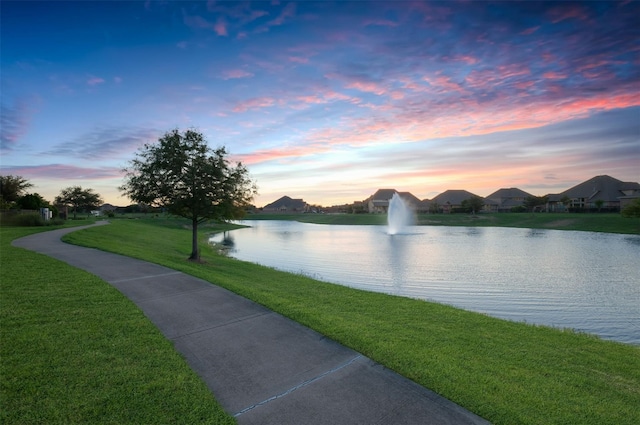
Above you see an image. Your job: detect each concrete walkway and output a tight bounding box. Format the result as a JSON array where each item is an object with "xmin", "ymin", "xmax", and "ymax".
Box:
[{"xmin": 13, "ymin": 222, "xmax": 490, "ymax": 425}]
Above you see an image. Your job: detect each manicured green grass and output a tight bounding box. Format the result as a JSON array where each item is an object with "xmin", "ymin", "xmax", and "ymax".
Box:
[
  {"xmin": 1, "ymin": 225, "xmax": 236, "ymax": 425},
  {"xmin": 247, "ymin": 212, "xmax": 640, "ymax": 234},
  {"xmin": 64, "ymin": 218, "xmax": 640, "ymax": 425}
]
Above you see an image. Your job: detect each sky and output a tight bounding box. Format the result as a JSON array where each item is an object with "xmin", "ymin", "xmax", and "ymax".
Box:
[{"xmin": 1, "ymin": 0, "xmax": 639, "ymax": 208}]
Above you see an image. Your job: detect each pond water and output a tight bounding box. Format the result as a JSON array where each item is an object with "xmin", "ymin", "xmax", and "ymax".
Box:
[{"xmin": 209, "ymin": 220, "xmax": 640, "ymax": 345}]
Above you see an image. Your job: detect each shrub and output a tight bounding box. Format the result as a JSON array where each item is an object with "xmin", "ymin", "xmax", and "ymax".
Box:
[
  {"xmin": 621, "ymin": 198, "xmax": 640, "ymax": 218},
  {"xmin": 12, "ymin": 213, "xmax": 45, "ymax": 227}
]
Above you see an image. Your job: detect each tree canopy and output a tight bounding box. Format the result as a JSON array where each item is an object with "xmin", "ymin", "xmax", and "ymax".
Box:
[
  {"xmin": 119, "ymin": 128, "xmax": 257, "ymax": 260},
  {"xmin": 16, "ymin": 193, "xmax": 49, "ymax": 211},
  {"xmin": 461, "ymin": 196, "xmax": 485, "ymax": 215},
  {"xmin": 55, "ymin": 186, "xmax": 103, "ymax": 219},
  {"xmin": 621, "ymin": 198, "xmax": 640, "ymax": 218},
  {"xmin": 523, "ymin": 195, "xmax": 549, "ymax": 212},
  {"xmin": 1, "ymin": 175, "xmax": 34, "ymax": 207}
]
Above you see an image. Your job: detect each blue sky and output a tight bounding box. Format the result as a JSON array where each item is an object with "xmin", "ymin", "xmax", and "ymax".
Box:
[{"xmin": 1, "ymin": 0, "xmax": 639, "ymax": 207}]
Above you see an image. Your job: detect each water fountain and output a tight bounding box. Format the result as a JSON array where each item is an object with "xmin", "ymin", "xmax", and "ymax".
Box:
[{"xmin": 387, "ymin": 193, "xmax": 414, "ymax": 235}]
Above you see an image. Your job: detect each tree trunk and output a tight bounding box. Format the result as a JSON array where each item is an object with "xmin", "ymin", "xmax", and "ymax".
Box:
[{"xmin": 190, "ymin": 217, "xmax": 199, "ymax": 260}]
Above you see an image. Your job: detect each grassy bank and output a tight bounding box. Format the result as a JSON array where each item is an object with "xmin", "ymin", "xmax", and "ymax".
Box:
[
  {"xmin": 1, "ymin": 225, "xmax": 236, "ymax": 424},
  {"xmin": 246, "ymin": 212, "xmax": 640, "ymax": 234},
  {"xmin": 63, "ymin": 218, "xmax": 640, "ymax": 425}
]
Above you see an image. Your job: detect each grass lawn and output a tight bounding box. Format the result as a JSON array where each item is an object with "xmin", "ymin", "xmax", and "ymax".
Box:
[
  {"xmin": 1, "ymin": 224, "xmax": 236, "ymax": 424},
  {"xmin": 62, "ymin": 217, "xmax": 640, "ymax": 425}
]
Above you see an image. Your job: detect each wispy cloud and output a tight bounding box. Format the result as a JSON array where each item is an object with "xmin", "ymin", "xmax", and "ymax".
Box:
[
  {"xmin": 1, "ymin": 164, "xmax": 123, "ymax": 180},
  {"xmin": 232, "ymin": 97, "xmax": 277, "ymax": 113},
  {"xmin": 0, "ymin": 100, "xmax": 31, "ymax": 153},
  {"xmin": 42, "ymin": 127, "xmax": 158, "ymax": 160},
  {"xmin": 214, "ymin": 17, "xmax": 228, "ymax": 36},
  {"xmin": 547, "ymin": 3, "xmax": 590, "ymax": 23},
  {"xmin": 87, "ymin": 76, "xmax": 105, "ymax": 86},
  {"xmin": 182, "ymin": 10, "xmax": 228, "ymax": 36},
  {"xmin": 266, "ymin": 2, "xmax": 295, "ymax": 27},
  {"xmin": 220, "ymin": 69, "xmax": 254, "ymax": 79},
  {"xmin": 363, "ymin": 18, "xmax": 398, "ymax": 28}
]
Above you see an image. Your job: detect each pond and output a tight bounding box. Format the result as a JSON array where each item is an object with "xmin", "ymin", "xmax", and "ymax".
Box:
[{"xmin": 209, "ymin": 220, "xmax": 640, "ymax": 345}]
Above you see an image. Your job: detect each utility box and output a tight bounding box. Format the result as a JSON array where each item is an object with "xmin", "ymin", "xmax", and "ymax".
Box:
[{"xmin": 40, "ymin": 208, "xmax": 51, "ymax": 221}]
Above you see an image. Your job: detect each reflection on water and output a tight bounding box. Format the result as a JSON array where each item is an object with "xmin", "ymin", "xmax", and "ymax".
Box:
[{"xmin": 210, "ymin": 221, "xmax": 640, "ymax": 345}]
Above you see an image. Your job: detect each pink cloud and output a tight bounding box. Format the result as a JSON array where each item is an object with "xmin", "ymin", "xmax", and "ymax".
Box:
[
  {"xmin": 234, "ymin": 82, "xmax": 640, "ymax": 169},
  {"xmin": 363, "ymin": 19, "xmax": 398, "ymax": 27},
  {"xmin": 543, "ymin": 71, "xmax": 567, "ymax": 80},
  {"xmin": 234, "ymin": 143, "xmax": 331, "ymax": 165},
  {"xmin": 345, "ymin": 80, "xmax": 387, "ymax": 96},
  {"xmin": 520, "ymin": 26, "xmax": 540, "ymax": 35},
  {"xmin": 455, "ymin": 55, "xmax": 479, "ymax": 65},
  {"xmin": 515, "ymin": 81, "xmax": 535, "ymax": 90},
  {"xmin": 548, "ymin": 4, "xmax": 590, "ymax": 23},
  {"xmin": 464, "ymin": 64, "xmax": 531, "ymax": 90},
  {"xmin": 87, "ymin": 76, "xmax": 105, "ymax": 86},
  {"xmin": 1, "ymin": 99, "xmax": 31, "ymax": 152},
  {"xmin": 496, "ymin": 64, "xmax": 530, "ymax": 79},
  {"xmin": 183, "ymin": 13, "xmax": 215, "ymax": 30},
  {"xmin": 214, "ymin": 17, "xmax": 228, "ymax": 36},
  {"xmin": 296, "ymin": 95, "xmax": 326, "ymax": 105},
  {"xmin": 220, "ymin": 90, "xmax": 640, "ymax": 198},
  {"xmin": 268, "ymin": 2, "xmax": 296, "ymax": 26},
  {"xmin": 221, "ymin": 69, "xmax": 254, "ymax": 79},
  {"xmin": 423, "ymin": 75, "xmax": 466, "ymax": 94},
  {"xmin": 288, "ymin": 56, "xmax": 309, "ymax": 64},
  {"xmin": 232, "ymin": 97, "xmax": 276, "ymax": 112},
  {"xmin": 3, "ymin": 164, "xmax": 122, "ymax": 180},
  {"xmin": 295, "ymin": 89, "xmax": 357, "ymax": 106},
  {"xmin": 182, "ymin": 11, "xmax": 227, "ymax": 36}
]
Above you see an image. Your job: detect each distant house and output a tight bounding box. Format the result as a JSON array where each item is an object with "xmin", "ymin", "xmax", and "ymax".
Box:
[
  {"xmin": 365, "ymin": 189, "xmax": 421, "ymax": 213},
  {"xmin": 100, "ymin": 203, "xmax": 118, "ymax": 213},
  {"xmin": 485, "ymin": 188, "xmax": 534, "ymax": 212},
  {"xmin": 262, "ymin": 196, "xmax": 308, "ymax": 213},
  {"xmin": 547, "ymin": 175, "xmax": 640, "ymax": 212},
  {"xmin": 428, "ymin": 189, "xmax": 484, "ymax": 213}
]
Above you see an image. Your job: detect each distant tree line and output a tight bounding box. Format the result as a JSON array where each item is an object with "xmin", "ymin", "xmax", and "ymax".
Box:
[{"xmin": 1, "ymin": 175, "xmax": 104, "ymax": 224}]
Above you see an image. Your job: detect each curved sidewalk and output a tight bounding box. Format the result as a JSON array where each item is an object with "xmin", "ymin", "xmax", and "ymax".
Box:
[{"xmin": 13, "ymin": 222, "xmax": 490, "ymax": 425}]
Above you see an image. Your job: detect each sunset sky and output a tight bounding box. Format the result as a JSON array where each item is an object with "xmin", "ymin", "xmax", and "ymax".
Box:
[{"xmin": 2, "ymin": 1, "xmax": 639, "ymax": 208}]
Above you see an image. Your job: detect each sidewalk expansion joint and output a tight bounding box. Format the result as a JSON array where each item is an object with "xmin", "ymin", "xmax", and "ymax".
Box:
[
  {"xmin": 109, "ymin": 271, "xmax": 183, "ymax": 283},
  {"xmin": 171, "ymin": 311, "xmax": 274, "ymax": 340},
  {"xmin": 233, "ymin": 354, "xmax": 363, "ymax": 418}
]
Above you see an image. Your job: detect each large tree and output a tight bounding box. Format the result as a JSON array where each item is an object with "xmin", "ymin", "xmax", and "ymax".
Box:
[
  {"xmin": 16, "ymin": 193, "xmax": 49, "ymax": 210},
  {"xmin": 55, "ymin": 186, "xmax": 103, "ymax": 219},
  {"xmin": 523, "ymin": 195, "xmax": 548, "ymax": 212},
  {"xmin": 0, "ymin": 175, "xmax": 34, "ymax": 207},
  {"xmin": 119, "ymin": 128, "xmax": 257, "ymax": 260},
  {"xmin": 461, "ymin": 196, "xmax": 485, "ymax": 215}
]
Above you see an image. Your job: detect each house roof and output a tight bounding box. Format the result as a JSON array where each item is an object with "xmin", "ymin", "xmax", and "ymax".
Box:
[
  {"xmin": 99, "ymin": 203, "xmax": 118, "ymax": 211},
  {"xmin": 560, "ymin": 175, "xmax": 640, "ymax": 202},
  {"xmin": 397, "ymin": 191, "xmax": 421, "ymax": 205},
  {"xmin": 262, "ymin": 196, "xmax": 307, "ymax": 210},
  {"xmin": 367, "ymin": 189, "xmax": 420, "ymax": 206},
  {"xmin": 486, "ymin": 187, "xmax": 534, "ymax": 200},
  {"xmin": 430, "ymin": 189, "xmax": 482, "ymax": 205},
  {"xmin": 370, "ymin": 189, "xmax": 398, "ymax": 201}
]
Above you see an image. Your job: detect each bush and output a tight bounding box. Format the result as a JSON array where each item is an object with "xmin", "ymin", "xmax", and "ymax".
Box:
[
  {"xmin": 621, "ymin": 198, "xmax": 640, "ymax": 218},
  {"xmin": 12, "ymin": 213, "xmax": 45, "ymax": 227},
  {"xmin": 0, "ymin": 212, "xmax": 65, "ymax": 227}
]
